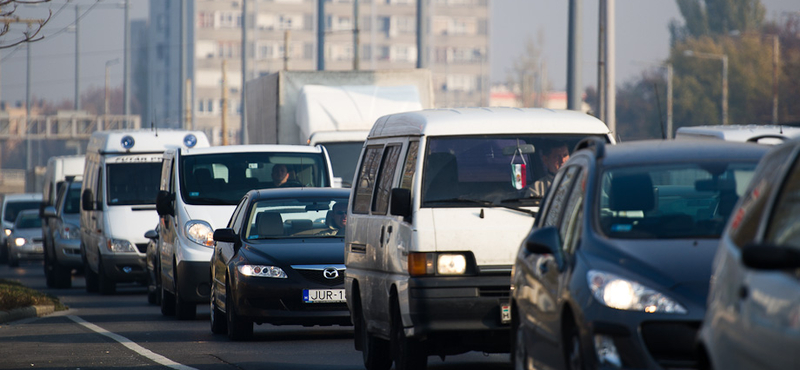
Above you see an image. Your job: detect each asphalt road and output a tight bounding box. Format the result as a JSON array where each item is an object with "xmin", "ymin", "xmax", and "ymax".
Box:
[{"xmin": 0, "ymin": 260, "xmax": 512, "ymax": 370}]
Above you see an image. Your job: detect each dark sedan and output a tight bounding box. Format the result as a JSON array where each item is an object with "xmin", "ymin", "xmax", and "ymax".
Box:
[
  {"xmin": 510, "ymin": 139, "xmax": 768, "ymax": 370},
  {"xmin": 210, "ymin": 187, "xmax": 352, "ymax": 341}
]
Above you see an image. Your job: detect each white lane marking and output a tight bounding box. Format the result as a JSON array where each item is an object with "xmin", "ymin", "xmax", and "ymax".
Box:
[{"xmin": 68, "ymin": 315, "xmax": 198, "ymax": 370}]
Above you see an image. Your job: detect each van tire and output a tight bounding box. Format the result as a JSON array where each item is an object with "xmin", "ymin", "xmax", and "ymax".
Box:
[
  {"xmin": 53, "ymin": 263, "xmax": 72, "ymax": 289},
  {"xmin": 174, "ymin": 271, "xmax": 197, "ymax": 320},
  {"xmin": 97, "ymin": 259, "xmax": 116, "ymax": 295},
  {"xmin": 390, "ymin": 297, "xmax": 427, "ymax": 370},
  {"xmin": 355, "ymin": 299, "xmax": 391, "ymax": 370},
  {"xmin": 84, "ymin": 260, "xmax": 99, "ymax": 293}
]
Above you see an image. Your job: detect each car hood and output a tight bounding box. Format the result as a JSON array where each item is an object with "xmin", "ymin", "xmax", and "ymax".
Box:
[
  {"xmin": 582, "ymin": 238, "xmax": 719, "ymax": 304},
  {"xmin": 11, "ymin": 228, "xmax": 43, "ymax": 239},
  {"xmin": 240, "ymin": 239, "xmax": 345, "ymax": 266},
  {"xmin": 182, "ymin": 204, "xmax": 237, "ymax": 231}
]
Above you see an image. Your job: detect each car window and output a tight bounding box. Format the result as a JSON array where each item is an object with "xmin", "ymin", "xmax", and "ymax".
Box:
[
  {"xmin": 728, "ymin": 144, "xmax": 796, "ymax": 248},
  {"xmin": 542, "ymin": 166, "xmax": 579, "ymax": 228},
  {"xmin": 399, "ymin": 141, "xmax": 419, "ymax": 190},
  {"xmin": 353, "ymin": 145, "xmax": 383, "ymax": 214},
  {"xmin": 61, "ymin": 185, "xmax": 82, "ymax": 215},
  {"xmin": 229, "ymin": 195, "xmax": 249, "ymax": 230},
  {"xmin": 15, "ymin": 213, "xmax": 42, "ymax": 229},
  {"xmin": 600, "ymin": 161, "xmax": 760, "ymax": 239},
  {"xmin": 106, "ymin": 162, "xmax": 162, "ymax": 205},
  {"xmin": 372, "ymin": 145, "xmax": 402, "ymax": 215},
  {"xmin": 764, "ymin": 154, "xmax": 800, "ymax": 250},
  {"xmin": 243, "ymin": 196, "xmax": 349, "ymax": 239},
  {"xmin": 560, "ymin": 168, "xmax": 586, "ymax": 253}
]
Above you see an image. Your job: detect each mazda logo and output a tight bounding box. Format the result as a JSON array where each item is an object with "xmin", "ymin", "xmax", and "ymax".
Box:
[{"xmin": 323, "ymin": 267, "xmax": 339, "ymax": 279}]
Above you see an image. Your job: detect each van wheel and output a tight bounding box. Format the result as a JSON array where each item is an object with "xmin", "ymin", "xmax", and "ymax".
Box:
[
  {"xmin": 226, "ymin": 282, "xmax": 253, "ymax": 341},
  {"xmin": 174, "ymin": 271, "xmax": 196, "ymax": 320},
  {"xmin": 390, "ymin": 297, "xmax": 427, "ymax": 370},
  {"xmin": 84, "ymin": 260, "xmax": 99, "ymax": 293},
  {"xmin": 53, "ymin": 263, "xmax": 73, "ymax": 289},
  {"xmin": 210, "ymin": 284, "xmax": 227, "ymax": 334},
  {"xmin": 97, "ymin": 259, "xmax": 116, "ymax": 295},
  {"xmin": 355, "ymin": 298, "xmax": 391, "ymax": 370}
]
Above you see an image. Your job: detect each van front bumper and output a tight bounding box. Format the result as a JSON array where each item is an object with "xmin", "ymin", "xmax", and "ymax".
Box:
[
  {"xmin": 54, "ymin": 237, "xmax": 82, "ymax": 268},
  {"xmin": 407, "ymin": 274, "xmax": 511, "ymax": 353},
  {"xmin": 177, "ymin": 260, "xmax": 211, "ymax": 303},
  {"xmin": 101, "ymin": 254, "xmax": 147, "ymax": 282}
]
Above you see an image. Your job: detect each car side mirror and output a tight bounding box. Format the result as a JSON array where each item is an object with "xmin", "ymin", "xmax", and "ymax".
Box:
[
  {"xmin": 81, "ymin": 189, "xmax": 94, "ymax": 211},
  {"xmin": 742, "ymin": 243, "xmax": 800, "ymax": 270},
  {"xmin": 214, "ymin": 228, "xmax": 241, "ymax": 250},
  {"xmin": 390, "ymin": 188, "xmax": 412, "ymax": 221},
  {"xmin": 144, "ymin": 229, "xmax": 158, "ymax": 240},
  {"xmin": 43, "ymin": 206, "xmax": 57, "ymax": 218},
  {"xmin": 523, "ymin": 226, "xmax": 565, "ymax": 272},
  {"xmin": 156, "ymin": 190, "xmax": 175, "ymax": 217}
]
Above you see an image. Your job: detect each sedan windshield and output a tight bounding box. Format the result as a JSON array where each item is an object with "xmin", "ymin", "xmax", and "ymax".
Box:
[
  {"xmin": 244, "ymin": 196, "xmax": 350, "ymax": 240},
  {"xmin": 599, "ymin": 161, "xmax": 759, "ymax": 239}
]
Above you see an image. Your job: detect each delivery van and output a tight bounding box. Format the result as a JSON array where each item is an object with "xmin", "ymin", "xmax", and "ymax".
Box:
[
  {"xmin": 80, "ymin": 129, "xmax": 209, "ymax": 294},
  {"xmin": 344, "ymin": 108, "xmax": 615, "ymax": 369},
  {"xmin": 155, "ymin": 144, "xmax": 334, "ymax": 319}
]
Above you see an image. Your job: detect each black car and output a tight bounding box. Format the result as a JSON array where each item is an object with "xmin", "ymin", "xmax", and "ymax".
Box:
[
  {"xmin": 510, "ymin": 139, "xmax": 768, "ymax": 370},
  {"xmin": 211, "ymin": 187, "xmax": 352, "ymax": 341}
]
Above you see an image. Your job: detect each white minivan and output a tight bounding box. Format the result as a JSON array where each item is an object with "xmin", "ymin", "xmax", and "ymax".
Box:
[
  {"xmin": 344, "ymin": 108, "xmax": 615, "ymax": 369},
  {"xmin": 154, "ymin": 144, "xmax": 335, "ymax": 319},
  {"xmin": 80, "ymin": 129, "xmax": 209, "ymax": 294}
]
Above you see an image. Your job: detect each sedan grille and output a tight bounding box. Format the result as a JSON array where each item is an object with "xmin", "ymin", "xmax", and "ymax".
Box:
[{"xmin": 294, "ymin": 268, "xmax": 345, "ymax": 287}]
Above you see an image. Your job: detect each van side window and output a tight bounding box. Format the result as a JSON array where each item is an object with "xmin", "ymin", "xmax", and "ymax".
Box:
[
  {"xmin": 95, "ymin": 166, "xmax": 104, "ymax": 207},
  {"xmin": 399, "ymin": 141, "xmax": 419, "ymax": 190},
  {"xmin": 353, "ymin": 145, "xmax": 384, "ymax": 214},
  {"xmin": 160, "ymin": 157, "xmax": 173, "ymax": 192},
  {"xmin": 372, "ymin": 145, "xmax": 402, "ymax": 215}
]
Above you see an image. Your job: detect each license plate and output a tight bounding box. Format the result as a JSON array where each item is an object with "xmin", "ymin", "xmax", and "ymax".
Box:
[
  {"xmin": 501, "ymin": 303, "xmax": 511, "ymax": 324},
  {"xmin": 303, "ymin": 289, "xmax": 346, "ymax": 303}
]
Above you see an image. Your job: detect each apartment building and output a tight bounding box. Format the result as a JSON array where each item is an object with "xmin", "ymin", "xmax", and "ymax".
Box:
[{"xmin": 148, "ymin": 0, "xmax": 489, "ymax": 143}]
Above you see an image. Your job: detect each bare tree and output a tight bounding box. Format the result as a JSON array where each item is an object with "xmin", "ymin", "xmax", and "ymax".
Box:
[
  {"xmin": 505, "ymin": 32, "xmax": 548, "ymax": 107},
  {"xmin": 0, "ymin": 0, "xmax": 52, "ymax": 49}
]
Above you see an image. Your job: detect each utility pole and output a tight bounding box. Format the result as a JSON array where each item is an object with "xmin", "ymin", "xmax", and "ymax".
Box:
[
  {"xmin": 317, "ymin": 0, "xmax": 325, "ymax": 70},
  {"xmin": 353, "ymin": 0, "xmax": 360, "ymax": 71},
  {"xmin": 241, "ymin": 0, "xmax": 248, "ymax": 144},
  {"xmin": 666, "ymin": 63, "xmax": 673, "ymax": 138},
  {"xmin": 75, "ymin": 5, "xmax": 81, "ymax": 110},
  {"xmin": 185, "ymin": 78, "xmax": 192, "ymax": 130},
  {"xmin": 222, "ymin": 60, "xmax": 229, "ymax": 145},
  {"xmin": 597, "ymin": 0, "xmax": 605, "ymax": 121},
  {"xmin": 416, "ymin": 0, "xmax": 428, "ymax": 69},
  {"xmin": 124, "ymin": 0, "xmax": 131, "ymax": 117},
  {"xmin": 604, "ymin": 0, "xmax": 616, "ymax": 132},
  {"xmin": 26, "ymin": 43, "xmax": 32, "ymax": 171},
  {"xmin": 180, "ymin": 0, "xmax": 187, "ymax": 129},
  {"xmin": 284, "ymin": 30, "xmax": 290, "ymax": 70},
  {"xmin": 567, "ymin": 0, "xmax": 582, "ymax": 110},
  {"xmin": 772, "ymin": 35, "xmax": 779, "ymax": 125}
]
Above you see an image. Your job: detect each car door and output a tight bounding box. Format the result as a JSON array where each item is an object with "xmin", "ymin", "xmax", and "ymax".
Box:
[
  {"xmin": 213, "ymin": 194, "xmax": 248, "ymax": 310},
  {"xmin": 159, "ymin": 154, "xmax": 178, "ymax": 289}
]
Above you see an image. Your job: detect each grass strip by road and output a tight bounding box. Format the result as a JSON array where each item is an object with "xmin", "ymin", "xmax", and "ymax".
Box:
[{"xmin": 0, "ymin": 279, "xmax": 68, "ymax": 312}]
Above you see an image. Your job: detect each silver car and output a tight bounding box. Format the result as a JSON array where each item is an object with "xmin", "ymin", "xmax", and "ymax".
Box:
[
  {"xmin": 8, "ymin": 209, "xmax": 44, "ymax": 267},
  {"xmin": 697, "ymin": 138, "xmax": 800, "ymax": 370},
  {"xmin": 42, "ymin": 179, "xmax": 83, "ymax": 288}
]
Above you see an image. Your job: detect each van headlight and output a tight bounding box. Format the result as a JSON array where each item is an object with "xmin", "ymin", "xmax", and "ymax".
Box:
[
  {"xmin": 106, "ymin": 238, "xmax": 137, "ymax": 253},
  {"xmin": 185, "ymin": 220, "xmax": 214, "ymax": 247},
  {"xmin": 587, "ymin": 270, "xmax": 687, "ymax": 314},
  {"xmin": 409, "ymin": 252, "xmax": 471, "ymax": 276},
  {"xmin": 60, "ymin": 223, "xmax": 80, "ymax": 239}
]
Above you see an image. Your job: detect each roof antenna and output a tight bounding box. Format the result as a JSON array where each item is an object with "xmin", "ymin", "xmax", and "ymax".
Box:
[{"xmin": 654, "ymin": 82, "xmax": 666, "ymax": 139}]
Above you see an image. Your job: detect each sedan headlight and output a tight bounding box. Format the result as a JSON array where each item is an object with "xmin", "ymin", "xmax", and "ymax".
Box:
[
  {"xmin": 59, "ymin": 223, "xmax": 80, "ymax": 240},
  {"xmin": 185, "ymin": 220, "xmax": 214, "ymax": 247},
  {"xmin": 409, "ymin": 252, "xmax": 470, "ymax": 276},
  {"xmin": 238, "ymin": 265, "xmax": 287, "ymax": 278},
  {"xmin": 4, "ymin": 228, "xmax": 11, "ymax": 236},
  {"xmin": 14, "ymin": 237, "xmax": 27, "ymax": 247},
  {"xmin": 106, "ymin": 238, "xmax": 137, "ymax": 253},
  {"xmin": 587, "ymin": 270, "xmax": 687, "ymax": 314}
]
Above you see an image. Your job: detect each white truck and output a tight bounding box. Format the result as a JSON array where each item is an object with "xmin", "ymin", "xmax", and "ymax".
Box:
[{"xmin": 245, "ymin": 69, "xmax": 434, "ymax": 187}]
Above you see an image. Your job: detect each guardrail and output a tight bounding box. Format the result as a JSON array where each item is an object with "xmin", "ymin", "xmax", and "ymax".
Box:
[{"xmin": 0, "ymin": 114, "xmax": 140, "ymax": 139}]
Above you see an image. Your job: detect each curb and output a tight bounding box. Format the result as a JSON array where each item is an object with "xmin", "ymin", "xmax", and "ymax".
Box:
[{"xmin": 0, "ymin": 305, "xmax": 56, "ymax": 324}]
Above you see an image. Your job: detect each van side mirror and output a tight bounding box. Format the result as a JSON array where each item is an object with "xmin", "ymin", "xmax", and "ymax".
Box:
[
  {"xmin": 156, "ymin": 190, "xmax": 175, "ymax": 216},
  {"xmin": 82, "ymin": 189, "xmax": 94, "ymax": 211},
  {"xmin": 523, "ymin": 226, "xmax": 565, "ymax": 272},
  {"xmin": 390, "ymin": 188, "xmax": 412, "ymax": 221},
  {"xmin": 43, "ymin": 206, "xmax": 57, "ymax": 218}
]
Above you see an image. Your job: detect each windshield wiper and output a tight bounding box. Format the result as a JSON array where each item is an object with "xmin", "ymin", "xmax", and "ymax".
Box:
[{"xmin": 425, "ymin": 198, "xmax": 537, "ymax": 217}]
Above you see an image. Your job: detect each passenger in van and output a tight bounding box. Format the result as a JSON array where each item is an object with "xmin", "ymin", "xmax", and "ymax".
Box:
[
  {"xmin": 319, "ymin": 202, "xmax": 347, "ymax": 236},
  {"xmin": 525, "ymin": 142, "xmax": 570, "ymax": 198},
  {"xmin": 270, "ymin": 164, "xmax": 303, "ymax": 188}
]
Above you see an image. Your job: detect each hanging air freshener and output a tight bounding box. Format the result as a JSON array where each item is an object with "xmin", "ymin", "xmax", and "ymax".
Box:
[{"xmin": 510, "ymin": 147, "xmax": 527, "ymax": 190}]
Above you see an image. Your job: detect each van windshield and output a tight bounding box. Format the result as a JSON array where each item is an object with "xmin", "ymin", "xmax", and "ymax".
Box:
[
  {"xmin": 63, "ymin": 186, "xmax": 82, "ymax": 214},
  {"xmin": 422, "ymin": 134, "xmax": 607, "ymax": 206},
  {"xmin": 316, "ymin": 141, "xmax": 363, "ymax": 188},
  {"xmin": 180, "ymin": 152, "xmax": 330, "ymax": 205},
  {"xmin": 107, "ymin": 163, "xmax": 162, "ymax": 205}
]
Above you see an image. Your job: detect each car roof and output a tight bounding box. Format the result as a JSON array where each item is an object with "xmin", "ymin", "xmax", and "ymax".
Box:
[
  {"xmin": 675, "ymin": 125, "xmax": 800, "ymax": 144},
  {"xmin": 3, "ymin": 193, "xmax": 43, "ymax": 202},
  {"xmin": 17, "ymin": 209, "xmax": 39, "ymax": 216},
  {"xmin": 368, "ymin": 107, "xmax": 613, "ymax": 138},
  {"xmin": 172, "ymin": 144, "xmax": 325, "ymax": 156},
  {"xmin": 590, "ymin": 139, "xmax": 770, "ymax": 168},
  {"xmin": 250, "ymin": 187, "xmax": 351, "ymax": 200}
]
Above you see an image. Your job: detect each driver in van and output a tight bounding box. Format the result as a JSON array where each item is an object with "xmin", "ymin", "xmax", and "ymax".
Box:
[
  {"xmin": 271, "ymin": 164, "xmax": 290, "ymax": 187},
  {"xmin": 525, "ymin": 142, "xmax": 570, "ymax": 198}
]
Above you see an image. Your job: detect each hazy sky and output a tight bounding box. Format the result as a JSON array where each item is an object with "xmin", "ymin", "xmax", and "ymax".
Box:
[{"xmin": 1, "ymin": 0, "xmax": 797, "ymax": 105}]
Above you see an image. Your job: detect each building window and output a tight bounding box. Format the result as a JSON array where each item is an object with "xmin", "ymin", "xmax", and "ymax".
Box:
[{"xmin": 198, "ymin": 12, "xmax": 214, "ymax": 28}]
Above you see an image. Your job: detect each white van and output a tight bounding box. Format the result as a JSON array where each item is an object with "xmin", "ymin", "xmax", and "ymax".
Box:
[
  {"xmin": 675, "ymin": 124, "xmax": 800, "ymax": 144},
  {"xmin": 41, "ymin": 155, "xmax": 84, "ymax": 287},
  {"xmin": 344, "ymin": 108, "xmax": 615, "ymax": 369},
  {"xmin": 80, "ymin": 129, "xmax": 210, "ymax": 295},
  {"xmin": 154, "ymin": 144, "xmax": 335, "ymax": 319}
]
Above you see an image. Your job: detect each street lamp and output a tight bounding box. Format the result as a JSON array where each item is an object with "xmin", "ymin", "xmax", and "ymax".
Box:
[
  {"xmin": 684, "ymin": 50, "xmax": 728, "ymax": 125},
  {"xmin": 105, "ymin": 58, "xmax": 120, "ymax": 129}
]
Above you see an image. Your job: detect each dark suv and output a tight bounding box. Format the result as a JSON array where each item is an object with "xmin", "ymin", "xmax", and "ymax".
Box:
[{"xmin": 510, "ymin": 139, "xmax": 768, "ymax": 370}]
